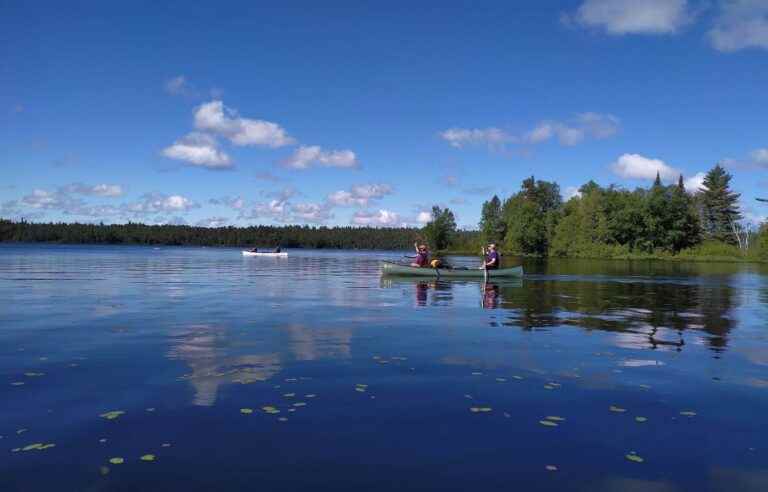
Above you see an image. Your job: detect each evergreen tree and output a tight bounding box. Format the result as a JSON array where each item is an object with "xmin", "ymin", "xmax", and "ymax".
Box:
[
  {"xmin": 502, "ymin": 177, "xmax": 562, "ymax": 255},
  {"xmin": 700, "ymin": 164, "xmax": 742, "ymax": 244},
  {"xmin": 422, "ymin": 206, "xmax": 457, "ymax": 250},
  {"xmin": 479, "ymin": 195, "xmax": 505, "ymax": 243}
]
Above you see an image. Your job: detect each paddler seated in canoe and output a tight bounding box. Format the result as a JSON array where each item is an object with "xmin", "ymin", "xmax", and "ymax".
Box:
[
  {"xmin": 411, "ymin": 242, "xmax": 430, "ymax": 268},
  {"xmin": 274, "ymin": 245, "xmax": 281, "ymax": 253},
  {"xmin": 482, "ymin": 243, "xmax": 500, "ymax": 270}
]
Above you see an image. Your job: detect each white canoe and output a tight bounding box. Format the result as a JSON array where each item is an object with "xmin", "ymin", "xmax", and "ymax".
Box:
[{"xmin": 242, "ymin": 251, "xmax": 288, "ymax": 257}]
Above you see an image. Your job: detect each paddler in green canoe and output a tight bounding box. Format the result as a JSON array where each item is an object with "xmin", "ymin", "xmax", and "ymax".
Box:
[{"xmin": 482, "ymin": 243, "xmax": 500, "ymax": 270}]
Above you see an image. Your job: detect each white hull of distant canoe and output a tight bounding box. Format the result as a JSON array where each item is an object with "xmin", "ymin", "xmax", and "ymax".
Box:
[
  {"xmin": 381, "ymin": 261, "xmax": 523, "ymax": 278},
  {"xmin": 242, "ymin": 251, "xmax": 288, "ymax": 257}
]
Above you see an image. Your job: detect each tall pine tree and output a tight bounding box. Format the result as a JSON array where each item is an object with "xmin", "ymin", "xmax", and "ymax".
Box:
[
  {"xmin": 700, "ymin": 165, "xmax": 741, "ymax": 244},
  {"xmin": 479, "ymin": 195, "xmax": 505, "ymax": 243}
]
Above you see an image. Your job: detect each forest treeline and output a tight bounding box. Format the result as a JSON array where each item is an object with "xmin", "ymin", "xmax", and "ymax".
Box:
[
  {"xmin": 0, "ymin": 219, "xmax": 477, "ymax": 251},
  {"xmin": 475, "ymin": 164, "xmax": 768, "ymax": 261}
]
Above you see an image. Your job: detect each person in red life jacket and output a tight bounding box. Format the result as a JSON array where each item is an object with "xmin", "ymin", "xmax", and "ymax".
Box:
[
  {"xmin": 483, "ymin": 243, "xmax": 500, "ymax": 270},
  {"xmin": 411, "ymin": 242, "xmax": 430, "ymax": 268}
]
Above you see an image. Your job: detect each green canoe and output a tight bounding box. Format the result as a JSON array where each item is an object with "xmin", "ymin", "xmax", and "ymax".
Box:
[{"xmin": 381, "ymin": 261, "xmax": 523, "ymax": 278}]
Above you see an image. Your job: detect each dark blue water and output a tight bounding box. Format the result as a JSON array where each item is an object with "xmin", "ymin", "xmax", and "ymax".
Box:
[{"xmin": 2, "ymin": 244, "xmax": 767, "ymax": 491}]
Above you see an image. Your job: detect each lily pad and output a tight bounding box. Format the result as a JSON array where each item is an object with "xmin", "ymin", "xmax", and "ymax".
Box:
[
  {"xmin": 305, "ymin": 394, "xmax": 316, "ymax": 398},
  {"xmin": 471, "ymin": 372, "xmax": 483, "ymax": 376},
  {"xmin": 146, "ymin": 408, "xmax": 156, "ymax": 412},
  {"xmin": 496, "ymin": 378, "xmax": 508, "ymax": 382},
  {"xmin": 469, "ymin": 407, "xmax": 492, "ymax": 413},
  {"xmin": 635, "ymin": 416, "xmax": 648, "ymax": 423},
  {"xmin": 293, "ymin": 402, "xmax": 307, "ymax": 407},
  {"xmin": 545, "ymin": 465, "xmax": 558, "ymax": 471},
  {"xmin": 24, "ymin": 372, "xmax": 45, "ymax": 377},
  {"xmin": 283, "ymin": 393, "xmax": 295, "ymax": 398},
  {"xmin": 161, "ymin": 443, "xmax": 172, "ymax": 448},
  {"xmin": 539, "ymin": 420, "xmax": 558, "ymax": 427},
  {"xmin": 512, "ymin": 376, "xmax": 524, "ymax": 380},
  {"xmin": 545, "ymin": 416, "xmax": 565, "ymax": 422},
  {"xmin": 625, "ymin": 453, "xmax": 644, "ymax": 463},
  {"xmin": 100, "ymin": 410, "xmax": 125, "ymax": 420},
  {"xmin": 140, "ymin": 454, "xmax": 155, "ymax": 462},
  {"xmin": 109, "ymin": 457, "xmax": 125, "ymax": 465},
  {"xmin": 261, "ymin": 406, "xmax": 280, "ymax": 414},
  {"xmin": 355, "ymin": 387, "xmax": 366, "ymax": 393},
  {"xmin": 16, "ymin": 429, "xmax": 28, "ymax": 435},
  {"xmin": 278, "ymin": 417, "xmax": 288, "ymax": 422},
  {"xmin": 609, "ymin": 406, "xmax": 627, "ymax": 413},
  {"xmin": 679, "ymin": 411, "xmax": 697, "ymax": 417},
  {"xmin": 22, "ymin": 443, "xmax": 44, "ymax": 451},
  {"xmin": 39, "ymin": 444, "xmax": 56, "ymax": 450},
  {"xmin": 240, "ymin": 408, "xmax": 254, "ymax": 414}
]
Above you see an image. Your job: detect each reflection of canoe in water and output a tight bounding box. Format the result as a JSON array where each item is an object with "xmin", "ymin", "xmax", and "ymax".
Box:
[
  {"xmin": 381, "ymin": 261, "xmax": 523, "ymax": 278},
  {"xmin": 242, "ymin": 251, "xmax": 288, "ymax": 257}
]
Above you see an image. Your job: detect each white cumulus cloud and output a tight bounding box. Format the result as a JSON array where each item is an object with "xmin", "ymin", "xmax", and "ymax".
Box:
[
  {"xmin": 326, "ymin": 184, "xmax": 392, "ymax": 207},
  {"xmin": 63, "ymin": 183, "xmax": 124, "ymax": 197},
  {"xmin": 351, "ymin": 209, "xmax": 403, "ymax": 227},
  {"xmin": 564, "ymin": 186, "xmax": 583, "ymax": 200},
  {"xmin": 127, "ymin": 193, "xmax": 198, "ymax": 214},
  {"xmin": 440, "ymin": 127, "xmax": 516, "ymax": 149},
  {"xmin": 684, "ymin": 172, "xmax": 707, "ymax": 192},
  {"xmin": 194, "ymin": 100, "xmax": 295, "ymax": 148},
  {"xmin": 571, "ymin": 0, "xmax": 691, "ymax": 35},
  {"xmin": 283, "ymin": 145, "xmax": 358, "ymax": 170},
  {"xmin": 751, "ymin": 147, "xmax": 768, "ymax": 165},
  {"xmin": 709, "ymin": 0, "xmax": 768, "ymax": 52},
  {"xmin": 417, "ymin": 211, "xmax": 432, "ymax": 224},
  {"xmin": 611, "ymin": 153, "xmax": 680, "ymax": 181},
  {"xmin": 162, "ymin": 132, "xmax": 232, "ymax": 169}
]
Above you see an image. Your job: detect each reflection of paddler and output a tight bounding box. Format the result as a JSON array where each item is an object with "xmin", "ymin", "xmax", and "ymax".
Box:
[
  {"xmin": 415, "ymin": 281, "xmax": 429, "ymax": 306},
  {"xmin": 482, "ymin": 283, "xmax": 500, "ymax": 309}
]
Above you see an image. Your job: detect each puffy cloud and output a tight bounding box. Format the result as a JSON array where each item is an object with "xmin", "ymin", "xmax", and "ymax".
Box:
[
  {"xmin": 351, "ymin": 209, "xmax": 403, "ymax": 227},
  {"xmin": 440, "ymin": 127, "xmax": 516, "ymax": 148},
  {"xmin": 165, "ymin": 75, "xmax": 189, "ymax": 95},
  {"xmin": 752, "ymin": 148, "xmax": 768, "ymax": 165},
  {"xmin": 564, "ymin": 186, "xmax": 583, "ymax": 200},
  {"xmin": 611, "ymin": 153, "xmax": 680, "ymax": 181},
  {"xmin": 282, "ymin": 145, "xmax": 358, "ymax": 170},
  {"xmin": 194, "ymin": 100, "xmax": 295, "ymax": 148},
  {"xmin": 63, "ymin": 183, "xmax": 124, "ymax": 197},
  {"xmin": 683, "ymin": 172, "xmax": 707, "ymax": 192},
  {"xmin": 126, "ymin": 193, "xmax": 198, "ymax": 215},
  {"xmin": 290, "ymin": 202, "xmax": 334, "ymax": 223},
  {"xmin": 570, "ymin": 0, "xmax": 691, "ymax": 35},
  {"xmin": 209, "ymin": 196, "xmax": 245, "ymax": 210},
  {"xmin": 417, "ymin": 211, "xmax": 433, "ymax": 224},
  {"xmin": 162, "ymin": 132, "xmax": 232, "ymax": 169},
  {"xmin": 326, "ymin": 184, "xmax": 392, "ymax": 207},
  {"xmin": 445, "ymin": 113, "xmax": 619, "ymax": 150},
  {"xmin": 709, "ymin": 0, "xmax": 768, "ymax": 52},
  {"xmin": 195, "ymin": 216, "xmax": 230, "ymax": 228}
]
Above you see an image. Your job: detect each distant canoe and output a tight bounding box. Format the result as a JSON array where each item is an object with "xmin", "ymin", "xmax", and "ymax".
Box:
[
  {"xmin": 242, "ymin": 251, "xmax": 288, "ymax": 257},
  {"xmin": 381, "ymin": 261, "xmax": 523, "ymax": 278}
]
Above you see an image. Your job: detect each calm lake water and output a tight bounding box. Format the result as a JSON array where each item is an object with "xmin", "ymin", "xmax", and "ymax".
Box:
[{"xmin": 2, "ymin": 244, "xmax": 767, "ymax": 491}]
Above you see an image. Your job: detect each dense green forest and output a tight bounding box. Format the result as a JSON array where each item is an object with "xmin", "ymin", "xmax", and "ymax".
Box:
[
  {"xmin": 1, "ymin": 164, "xmax": 766, "ymax": 261},
  {"xmin": 0, "ymin": 219, "xmax": 477, "ymax": 251},
  {"xmin": 476, "ymin": 164, "xmax": 768, "ymax": 262}
]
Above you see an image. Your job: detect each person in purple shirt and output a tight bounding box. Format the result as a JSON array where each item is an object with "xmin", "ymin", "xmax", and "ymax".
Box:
[
  {"xmin": 483, "ymin": 243, "xmax": 500, "ymax": 270},
  {"xmin": 411, "ymin": 242, "xmax": 430, "ymax": 268}
]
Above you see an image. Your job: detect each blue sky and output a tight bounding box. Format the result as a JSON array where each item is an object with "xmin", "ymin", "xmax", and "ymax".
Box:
[{"xmin": 2, "ymin": 0, "xmax": 767, "ymax": 228}]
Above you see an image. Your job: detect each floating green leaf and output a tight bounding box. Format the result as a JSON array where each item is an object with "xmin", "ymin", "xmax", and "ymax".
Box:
[
  {"xmin": 278, "ymin": 417, "xmax": 288, "ymax": 422},
  {"xmin": 109, "ymin": 457, "xmax": 124, "ymax": 465},
  {"xmin": 512, "ymin": 376, "xmax": 524, "ymax": 380},
  {"xmin": 539, "ymin": 420, "xmax": 558, "ymax": 427},
  {"xmin": 679, "ymin": 411, "xmax": 697, "ymax": 417},
  {"xmin": 545, "ymin": 465, "xmax": 558, "ymax": 471},
  {"xmin": 635, "ymin": 416, "xmax": 648, "ymax": 423},
  {"xmin": 471, "ymin": 372, "xmax": 483, "ymax": 376},
  {"xmin": 496, "ymin": 378, "xmax": 507, "ymax": 382},
  {"xmin": 22, "ymin": 443, "xmax": 44, "ymax": 451},
  {"xmin": 16, "ymin": 429, "xmax": 28, "ymax": 435},
  {"xmin": 355, "ymin": 384, "xmax": 368, "ymax": 388},
  {"xmin": 293, "ymin": 402, "xmax": 307, "ymax": 407},
  {"xmin": 161, "ymin": 443, "xmax": 171, "ymax": 448},
  {"xmin": 305, "ymin": 394, "xmax": 316, "ymax": 398},
  {"xmin": 283, "ymin": 393, "xmax": 295, "ymax": 398},
  {"xmin": 24, "ymin": 372, "xmax": 45, "ymax": 377},
  {"xmin": 39, "ymin": 444, "xmax": 56, "ymax": 450},
  {"xmin": 543, "ymin": 385, "xmax": 555, "ymax": 390},
  {"xmin": 625, "ymin": 453, "xmax": 644, "ymax": 463},
  {"xmin": 146, "ymin": 408, "xmax": 156, "ymax": 412},
  {"xmin": 261, "ymin": 406, "xmax": 280, "ymax": 414},
  {"xmin": 355, "ymin": 387, "xmax": 366, "ymax": 393},
  {"xmin": 609, "ymin": 406, "xmax": 627, "ymax": 413},
  {"xmin": 100, "ymin": 410, "xmax": 125, "ymax": 420},
  {"xmin": 469, "ymin": 407, "xmax": 492, "ymax": 413},
  {"xmin": 545, "ymin": 416, "xmax": 565, "ymax": 422},
  {"xmin": 240, "ymin": 408, "xmax": 254, "ymax": 414},
  {"xmin": 140, "ymin": 454, "xmax": 155, "ymax": 462}
]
